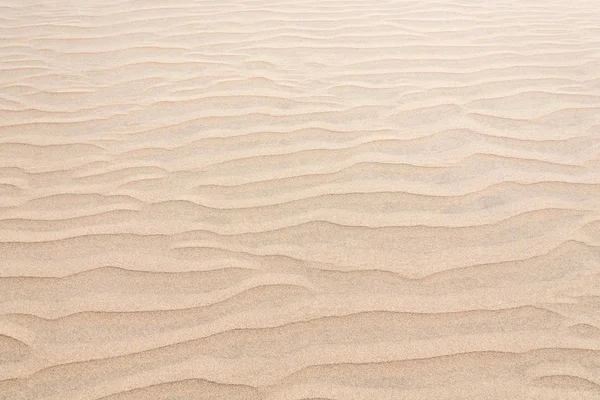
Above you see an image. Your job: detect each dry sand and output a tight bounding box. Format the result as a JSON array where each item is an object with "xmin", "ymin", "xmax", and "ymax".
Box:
[{"xmin": 1, "ymin": 0, "xmax": 600, "ymax": 399}]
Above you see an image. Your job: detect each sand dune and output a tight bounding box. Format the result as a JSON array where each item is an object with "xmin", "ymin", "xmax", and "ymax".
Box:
[{"xmin": 1, "ymin": 0, "xmax": 600, "ymax": 399}]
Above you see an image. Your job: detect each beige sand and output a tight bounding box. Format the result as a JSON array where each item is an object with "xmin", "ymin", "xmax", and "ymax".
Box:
[{"xmin": 1, "ymin": 0, "xmax": 600, "ymax": 399}]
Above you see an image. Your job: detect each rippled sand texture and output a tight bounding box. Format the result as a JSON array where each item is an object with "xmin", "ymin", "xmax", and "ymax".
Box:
[{"xmin": 1, "ymin": 0, "xmax": 600, "ymax": 399}]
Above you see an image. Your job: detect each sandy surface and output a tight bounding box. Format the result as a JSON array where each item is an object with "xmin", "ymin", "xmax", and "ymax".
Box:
[{"xmin": 1, "ymin": 0, "xmax": 600, "ymax": 399}]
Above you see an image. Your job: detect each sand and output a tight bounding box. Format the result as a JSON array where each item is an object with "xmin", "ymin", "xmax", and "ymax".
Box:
[{"xmin": 1, "ymin": 0, "xmax": 600, "ymax": 399}]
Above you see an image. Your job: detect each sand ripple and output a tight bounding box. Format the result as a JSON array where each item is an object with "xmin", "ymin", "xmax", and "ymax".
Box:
[{"xmin": 1, "ymin": 0, "xmax": 600, "ymax": 399}]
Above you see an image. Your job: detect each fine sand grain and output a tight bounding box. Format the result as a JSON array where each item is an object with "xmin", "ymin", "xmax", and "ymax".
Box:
[{"xmin": 1, "ymin": 0, "xmax": 600, "ymax": 399}]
